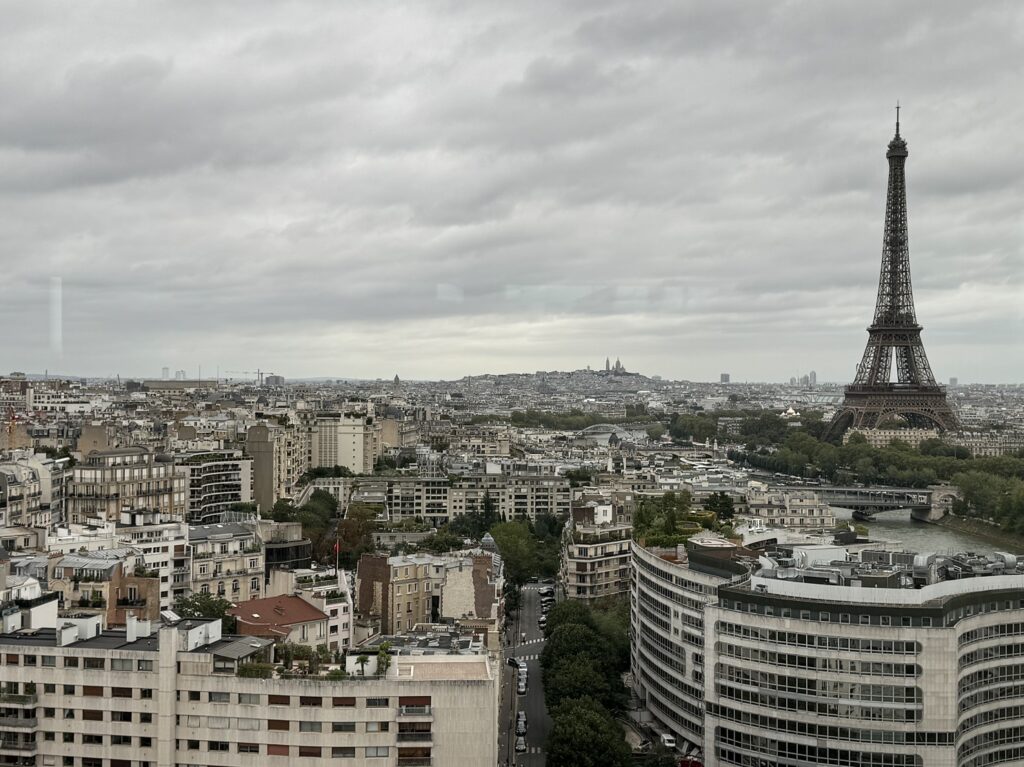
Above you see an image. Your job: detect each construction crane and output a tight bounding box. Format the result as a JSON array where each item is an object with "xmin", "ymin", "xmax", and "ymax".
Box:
[{"xmin": 225, "ymin": 370, "xmax": 268, "ymax": 386}]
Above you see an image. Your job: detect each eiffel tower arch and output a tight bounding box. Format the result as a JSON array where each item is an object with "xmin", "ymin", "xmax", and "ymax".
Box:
[{"xmin": 827, "ymin": 113, "xmax": 958, "ymax": 439}]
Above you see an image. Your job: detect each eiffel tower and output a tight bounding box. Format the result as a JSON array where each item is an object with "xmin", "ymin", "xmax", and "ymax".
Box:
[{"xmin": 828, "ymin": 109, "xmax": 958, "ymax": 438}]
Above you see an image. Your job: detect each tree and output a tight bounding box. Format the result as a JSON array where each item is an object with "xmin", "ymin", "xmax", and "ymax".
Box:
[
  {"xmin": 703, "ymin": 491, "xmax": 735, "ymax": 521},
  {"xmin": 489, "ymin": 522, "xmax": 538, "ymax": 585},
  {"xmin": 544, "ymin": 656, "xmax": 612, "ymax": 710},
  {"xmin": 540, "ymin": 624, "xmax": 613, "ymax": 674},
  {"xmin": 546, "ymin": 697, "xmax": 633, "ymax": 767},
  {"xmin": 543, "ymin": 600, "xmax": 596, "ymax": 639},
  {"xmin": 173, "ymin": 593, "xmax": 237, "ymax": 632},
  {"xmin": 356, "ymin": 655, "xmax": 369, "ymax": 676},
  {"xmin": 645, "ymin": 423, "xmax": 666, "ymax": 441},
  {"xmin": 377, "ymin": 642, "xmax": 392, "ymax": 676},
  {"xmin": 336, "ymin": 503, "xmax": 378, "ymax": 570}
]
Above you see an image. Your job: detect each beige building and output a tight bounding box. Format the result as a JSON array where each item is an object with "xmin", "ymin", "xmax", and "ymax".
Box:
[
  {"xmin": 47, "ymin": 548, "xmax": 162, "ymax": 626},
  {"xmin": 356, "ymin": 551, "xmax": 504, "ymax": 645},
  {"xmin": 743, "ymin": 481, "xmax": 835, "ymax": 529},
  {"xmin": 0, "ymin": 616, "xmax": 498, "ymax": 767},
  {"xmin": 310, "ymin": 412, "xmax": 383, "ymax": 475},
  {"xmin": 174, "ymin": 449, "xmax": 253, "ymax": 523},
  {"xmin": 247, "ymin": 421, "xmax": 310, "ymax": 513},
  {"xmin": 561, "ymin": 498, "xmax": 632, "ymax": 601},
  {"xmin": 188, "ymin": 522, "xmax": 265, "ymax": 604},
  {"xmin": 844, "ymin": 427, "xmax": 940, "ymax": 449},
  {"xmin": 68, "ymin": 447, "xmax": 186, "ymax": 524}
]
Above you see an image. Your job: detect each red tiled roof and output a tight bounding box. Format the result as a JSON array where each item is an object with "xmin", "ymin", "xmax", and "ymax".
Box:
[{"xmin": 227, "ymin": 595, "xmax": 327, "ymax": 637}]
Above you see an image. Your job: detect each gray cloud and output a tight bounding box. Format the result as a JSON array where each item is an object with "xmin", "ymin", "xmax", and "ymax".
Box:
[{"xmin": 0, "ymin": 0, "xmax": 1021, "ymax": 382}]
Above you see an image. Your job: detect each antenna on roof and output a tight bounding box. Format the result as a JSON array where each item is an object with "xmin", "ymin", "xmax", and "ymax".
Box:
[{"xmin": 895, "ymin": 100, "xmax": 901, "ymax": 137}]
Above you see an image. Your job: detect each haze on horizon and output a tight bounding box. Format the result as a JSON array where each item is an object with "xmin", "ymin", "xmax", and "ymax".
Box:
[{"xmin": 1, "ymin": 1, "xmax": 1022, "ymax": 384}]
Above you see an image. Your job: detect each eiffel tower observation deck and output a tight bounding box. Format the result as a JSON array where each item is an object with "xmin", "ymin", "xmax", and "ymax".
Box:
[{"xmin": 828, "ymin": 110, "xmax": 958, "ymax": 438}]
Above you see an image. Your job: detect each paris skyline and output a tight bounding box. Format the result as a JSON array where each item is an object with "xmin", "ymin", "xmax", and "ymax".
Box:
[{"xmin": 1, "ymin": 1, "xmax": 1022, "ymax": 383}]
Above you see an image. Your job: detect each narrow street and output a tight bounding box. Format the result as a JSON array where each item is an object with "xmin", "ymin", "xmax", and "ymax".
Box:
[{"xmin": 499, "ymin": 584, "xmax": 554, "ymax": 766}]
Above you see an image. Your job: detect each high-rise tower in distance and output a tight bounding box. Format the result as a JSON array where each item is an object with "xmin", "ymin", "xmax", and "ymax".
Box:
[{"xmin": 828, "ymin": 110, "xmax": 958, "ymax": 438}]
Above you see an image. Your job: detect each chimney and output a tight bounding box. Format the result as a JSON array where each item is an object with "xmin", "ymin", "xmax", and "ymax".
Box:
[{"xmin": 126, "ymin": 615, "xmax": 137, "ymax": 643}]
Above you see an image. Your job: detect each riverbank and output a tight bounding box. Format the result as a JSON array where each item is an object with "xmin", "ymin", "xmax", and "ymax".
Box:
[{"xmin": 931, "ymin": 514, "xmax": 1024, "ymax": 554}]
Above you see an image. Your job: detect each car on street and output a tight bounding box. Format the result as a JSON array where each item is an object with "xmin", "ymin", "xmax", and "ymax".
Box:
[
  {"xmin": 517, "ymin": 711, "xmax": 527, "ymax": 727},
  {"xmin": 538, "ymin": 587, "xmax": 554, "ymax": 597},
  {"xmin": 517, "ymin": 680, "xmax": 527, "ymax": 695},
  {"xmin": 537, "ymin": 615, "xmax": 546, "ymax": 628},
  {"xmin": 506, "ymin": 656, "xmax": 520, "ymax": 668},
  {"xmin": 542, "ymin": 577, "xmax": 555, "ymax": 584},
  {"xmin": 515, "ymin": 736, "xmax": 527, "ymax": 753},
  {"xmin": 516, "ymin": 717, "xmax": 527, "ymax": 736}
]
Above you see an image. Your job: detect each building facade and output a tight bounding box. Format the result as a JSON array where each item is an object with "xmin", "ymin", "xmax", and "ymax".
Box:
[
  {"xmin": 0, "ymin": 616, "xmax": 498, "ymax": 767},
  {"xmin": 68, "ymin": 447, "xmax": 186, "ymax": 524},
  {"xmin": 174, "ymin": 450, "xmax": 253, "ymax": 523},
  {"xmin": 188, "ymin": 523, "xmax": 265, "ymax": 604}
]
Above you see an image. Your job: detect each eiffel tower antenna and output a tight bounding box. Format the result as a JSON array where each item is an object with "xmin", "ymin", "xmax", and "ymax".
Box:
[{"xmin": 826, "ymin": 114, "xmax": 958, "ymax": 439}]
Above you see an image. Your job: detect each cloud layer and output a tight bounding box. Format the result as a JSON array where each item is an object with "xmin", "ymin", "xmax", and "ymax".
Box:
[{"xmin": 1, "ymin": 1, "xmax": 1021, "ymax": 382}]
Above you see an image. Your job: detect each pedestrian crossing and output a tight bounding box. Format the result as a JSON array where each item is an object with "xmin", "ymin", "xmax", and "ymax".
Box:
[
  {"xmin": 521, "ymin": 637, "xmax": 545, "ymax": 646},
  {"xmin": 517, "ymin": 653, "xmax": 539, "ymax": 661}
]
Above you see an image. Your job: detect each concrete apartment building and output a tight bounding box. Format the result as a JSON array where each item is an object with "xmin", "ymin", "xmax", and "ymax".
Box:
[
  {"xmin": 742, "ymin": 480, "xmax": 835, "ymax": 529},
  {"xmin": 356, "ymin": 551, "xmax": 504, "ymax": 647},
  {"xmin": 48, "ymin": 510, "xmax": 191, "ymax": 609},
  {"xmin": 0, "ymin": 450, "xmax": 72, "ymax": 529},
  {"xmin": 0, "ymin": 615, "xmax": 498, "ymax": 767},
  {"xmin": 310, "ymin": 411, "xmax": 383, "ymax": 475},
  {"xmin": 631, "ymin": 534, "xmax": 1024, "ymax": 766},
  {"xmin": 188, "ymin": 523, "xmax": 265, "ymax": 604},
  {"xmin": 47, "ymin": 548, "xmax": 162, "ymax": 626},
  {"xmin": 67, "ymin": 447, "xmax": 186, "ymax": 524},
  {"xmin": 560, "ymin": 496, "xmax": 632, "ymax": 601},
  {"xmin": 174, "ymin": 450, "xmax": 253, "ymax": 523},
  {"xmin": 247, "ymin": 421, "xmax": 310, "ymax": 514}
]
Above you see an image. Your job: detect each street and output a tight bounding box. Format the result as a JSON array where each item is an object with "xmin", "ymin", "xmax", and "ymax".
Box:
[{"xmin": 499, "ymin": 583, "xmax": 554, "ymax": 766}]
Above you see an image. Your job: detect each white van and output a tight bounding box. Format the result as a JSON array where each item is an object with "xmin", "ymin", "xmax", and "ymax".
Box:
[{"xmin": 659, "ymin": 733, "xmax": 676, "ymax": 750}]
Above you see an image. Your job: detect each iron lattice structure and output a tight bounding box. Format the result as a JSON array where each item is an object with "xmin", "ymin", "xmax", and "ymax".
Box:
[{"xmin": 829, "ymin": 115, "xmax": 958, "ymax": 437}]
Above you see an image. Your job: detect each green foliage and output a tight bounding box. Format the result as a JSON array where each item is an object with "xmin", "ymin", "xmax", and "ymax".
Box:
[
  {"xmin": 447, "ymin": 493, "xmax": 500, "ymax": 539},
  {"xmin": 546, "ymin": 697, "xmax": 633, "ymax": 767},
  {"xmin": 703, "ymin": 491, "xmax": 735, "ymax": 520},
  {"xmin": 489, "ymin": 522, "xmax": 537, "ymax": 585},
  {"xmin": 543, "ymin": 600, "xmax": 596, "ymax": 638},
  {"xmin": 236, "ymin": 663, "xmax": 274, "ymax": 678},
  {"xmin": 668, "ymin": 413, "xmax": 717, "ymax": 443},
  {"xmin": 563, "ymin": 468, "xmax": 594, "ymax": 488},
  {"xmin": 414, "ymin": 527, "xmax": 465, "ymax": 554},
  {"xmin": 645, "ymin": 423, "xmax": 666, "ymax": 441},
  {"xmin": 297, "ymin": 465, "xmax": 354, "ymax": 486},
  {"xmin": 471, "ymin": 408, "xmax": 654, "ymax": 431},
  {"xmin": 174, "ymin": 592, "xmax": 237, "ymax": 633},
  {"xmin": 545, "ymin": 656, "xmax": 611, "ymax": 710},
  {"xmin": 336, "ymin": 503, "xmax": 378, "ymax": 570}
]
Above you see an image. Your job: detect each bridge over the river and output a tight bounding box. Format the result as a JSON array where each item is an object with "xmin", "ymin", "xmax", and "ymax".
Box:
[{"xmin": 792, "ymin": 485, "xmax": 946, "ymax": 521}]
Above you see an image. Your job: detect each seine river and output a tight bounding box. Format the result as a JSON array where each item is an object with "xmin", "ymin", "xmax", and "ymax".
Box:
[{"xmin": 832, "ymin": 508, "xmax": 1020, "ymax": 556}]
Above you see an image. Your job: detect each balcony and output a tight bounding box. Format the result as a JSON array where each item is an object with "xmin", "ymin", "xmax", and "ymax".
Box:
[
  {"xmin": 397, "ymin": 706, "xmax": 431, "ymax": 717},
  {"xmin": 0, "ymin": 742, "xmax": 35, "ymax": 754},
  {"xmin": 397, "ymin": 759, "xmax": 431, "ymax": 767},
  {"xmin": 397, "ymin": 733, "xmax": 432, "ymax": 742},
  {"xmin": 0, "ymin": 718, "xmax": 35, "ymax": 730},
  {"xmin": 0, "ymin": 695, "xmax": 36, "ymax": 708}
]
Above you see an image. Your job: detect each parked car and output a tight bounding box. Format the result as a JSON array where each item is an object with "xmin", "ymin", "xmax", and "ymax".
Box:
[
  {"xmin": 515, "ymin": 736, "xmax": 527, "ymax": 753},
  {"xmin": 517, "ymin": 711, "xmax": 527, "ymax": 726},
  {"xmin": 506, "ymin": 656, "xmax": 520, "ymax": 668},
  {"xmin": 516, "ymin": 659, "xmax": 527, "ymax": 670},
  {"xmin": 516, "ymin": 718, "xmax": 527, "ymax": 736},
  {"xmin": 538, "ymin": 586, "xmax": 554, "ymax": 597},
  {"xmin": 542, "ymin": 577, "xmax": 555, "ymax": 584},
  {"xmin": 517, "ymin": 680, "xmax": 527, "ymax": 695},
  {"xmin": 537, "ymin": 615, "xmax": 547, "ymax": 627}
]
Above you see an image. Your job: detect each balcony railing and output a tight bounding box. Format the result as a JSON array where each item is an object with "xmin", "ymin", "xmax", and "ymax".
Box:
[
  {"xmin": 397, "ymin": 733, "xmax": 432, "ymax": 742},
  {"xmin": 0, "ymin": 695, "xmax": 36, "ymax": 707},
  {"xmin": 0, "ymin": 718, "xmax": 35, "ymax": 730},
  {"xmin": 396, "ymin": 759, "xmax": 431, "ymax": 767},
  {"xmin": 397, "ymin": 706, "xmax": 431, "ymax": 716}
]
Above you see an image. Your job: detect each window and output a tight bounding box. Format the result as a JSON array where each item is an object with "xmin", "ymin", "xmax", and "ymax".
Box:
[
  {"xmin": 111, "ymin": 658, "xmax": 132, "ymax": 671},
  {"xmin": 332, "ymin": 722, "xmax": 356, "ymax": 732},
  {"xmin": 366, "ymin": 746, "xmax": 388, "ymax": 757},
  {"xmin": 63, "ymin": 733, "xmax": 75, "ymax": 743},
  {"xmin": 299, "ymin": 747, "xmax": 322, "ymax": 758},
  {"xmin": 332, "ymin": 747, "xmax": 356, "ymax": 758},
  {"xmin": 239, "ymin": 693, "xmax": 260, "ymax": 704},
  {"xmin": 366, "ymin": 697, "xmax": 389, "ymax": 708},
  {"xmin": 333, "ymin": 696, "xmax": 356, "ymax": 707},
  {"xmin": 208, "ymin": 741, "xmax": 230, "ymax": 752},
  {"xmin": 82, "ymin": 734, "xmax": 103, "ymax": 745},
  {"xmin": 64, "ymin": 709, "xmax": 75, "ymax": 719},
  {"xmin": 251, "ymin": 577, "xmax": 260, "ymax": 591},
  {"xmin": 63, "ymin": 684, "xmax": 75, "ymax": 695},
  {"xmin": 187, "ymin": 740, "xmax": 200, "ymax": 750},
  {"xmin": 366, "ymin": 721, "xmax": 389, "ymax": 732},
  {"xmin": 41, "ymin": 655, "xmax": 55, "ymax": 667},
  {"xmin": 44, "ymin": 683, "xmax": 56, "ymax": 693},
  {"xmin": 140, "ymin": 737, "xmax": 152, "ymax": 748},
  {"xmin": 64, "ymin": 656, "xmax": 79, "ymax": 667},
  {"xmin": 268, "ymin": 719, "xmax": 290, "ymax": 731},
  {"xmin": 24, "ymin": 654, "xmax": 36, "ymax": 666},
  {"xmin": 268, "ymin": 745, "xmax": 290, "ymax": 756},
  {"xmin": 208, "ymin": 717, "xmax": 230, "ymax": 729},
  {"xmin": 111, "ymin": 735, "xmax": 132, "ymax": 746},
  {"xmin": 238, "ymin": 744, "xmax": 260, "ymax": 754},
  {"xmin": 269, "ymin": 694, "xmax": 290, "ymax": 705},
  {"xmin": 43, "ymin": 708, "xmax": 55, "ymax": 718},
  {"xmin": 137, "ymin": 659, "xmax": 153, "ymax": 671},
  {"xmin": 188, "ymin": 691, "xmax": 201, "ymax": 701},
  {"xmin": 112, "ymin": 711, "xmax": 132, "ymax": 722},
  {"xmin": 112, "ymin": 687, "xmax": 132, "ymax": 698},
  {"xmin": 84, "ymin": 657, "xmax": 105, "ymax": 670},
  {"xmin": 299, "ymin": 721, "xmax": 322, "ymax": 732},
  {"xmin": 140, "ymin": 688, "xmax": 154, "ymax": 699},
  {"xmin": 209, "ymin": 691, "xmax": 230, "ymax": 703},
  {"xmin": 300, "ymin": 695, "xmax": 322, "ymax": 706},
  {"xmin": 140, "ymin": 713, "xmax": 153, "ymax": 723},
  {"xmin": 83, "ymin": 710, "xmax": 103, "ymax": 722}
]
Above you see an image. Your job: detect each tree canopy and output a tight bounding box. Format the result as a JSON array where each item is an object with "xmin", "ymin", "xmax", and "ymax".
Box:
[{"xmin": 546, "ymin": 697, "xmax": 633, "ymax": 767}]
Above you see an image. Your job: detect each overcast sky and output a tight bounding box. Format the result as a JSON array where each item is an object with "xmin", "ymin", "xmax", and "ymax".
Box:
[{"xmin": 1, "ymin": 1, "xmax": 1022, "ymax": 383}]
